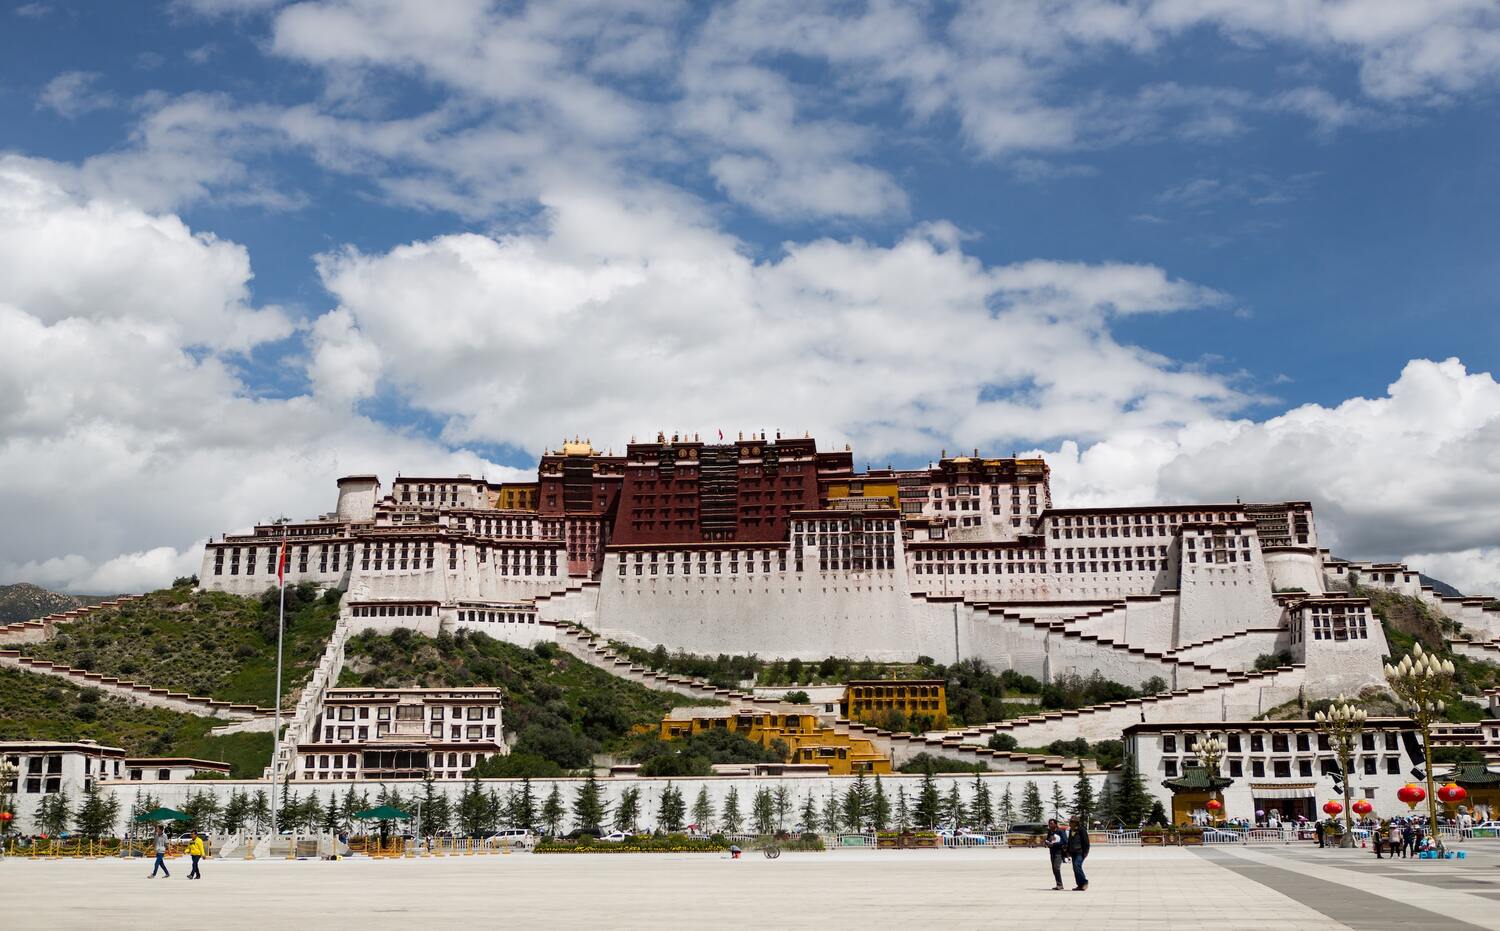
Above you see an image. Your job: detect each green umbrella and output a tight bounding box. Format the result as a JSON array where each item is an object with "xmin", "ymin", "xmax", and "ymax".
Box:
[
  {"xmin": 134, "ymin": 807, "xmax": 192, "ymax": 823},
  {"xmin": 352, "ymin": 805, "xmax": 411, "ymax": 821}
]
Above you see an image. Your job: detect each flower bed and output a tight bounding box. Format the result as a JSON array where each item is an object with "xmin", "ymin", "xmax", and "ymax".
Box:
[{"xmin": 534, "ymin": 834, "xmax": 727, "ymax": 854}]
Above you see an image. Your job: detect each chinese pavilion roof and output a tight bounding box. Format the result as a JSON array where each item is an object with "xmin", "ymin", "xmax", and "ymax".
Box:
[
  {"xmin": 1162, "ymin": 766, "xmax": 1234, "ymax": 793},
  {"xmin": 1445, "ymin": 761, "xmax": 1500, "ymax": 786}
]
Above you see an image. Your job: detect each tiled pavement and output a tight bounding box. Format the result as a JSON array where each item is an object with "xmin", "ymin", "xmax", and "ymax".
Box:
[{"xmin": 6, "ymin": 843, "xmax": 1500, "ymax": 930}]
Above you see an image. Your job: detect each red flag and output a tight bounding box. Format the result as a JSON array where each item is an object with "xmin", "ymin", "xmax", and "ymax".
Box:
[
  {"xmin": 717, "ymin": 429, "xmax": 724, "ymax": 441},
  {"xmin": 277, "ymin": 542, "xmax": 288, "ymax": 583}
]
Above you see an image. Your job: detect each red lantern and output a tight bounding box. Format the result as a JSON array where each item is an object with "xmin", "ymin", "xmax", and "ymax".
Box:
[
  {"xmin": 0, "ymin": 811, "xmax": 11, "ymax": 822},
  {"xmin": 1323, "ymin": 800, "xmax": 1344, "ymax": 817},
  {"xmin": 1351, "ymin": 799, "xmax": 1373, "ymax": 817},
  {"xmin": 1438, "ymin": 783, "xmax": 1467, "ymax": 806},
  {"xmin": 1205, "ymin": 799, "xmax": 1222, "ymax": 812},
  {"xmin": 1397, "ymin": 784, "xmax": 1426, "ymax": 810}
]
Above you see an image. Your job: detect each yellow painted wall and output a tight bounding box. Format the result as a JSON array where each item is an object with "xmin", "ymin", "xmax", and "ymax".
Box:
[{"xmin": 657, "ymin": 711, "xmax": 891, "ymax": 775}]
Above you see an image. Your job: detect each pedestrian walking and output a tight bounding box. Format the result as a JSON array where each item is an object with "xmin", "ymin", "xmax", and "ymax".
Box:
[
  {"xmin": 1066, "ymin": 816, "xmax": 1090, "ymax": 891},
  {"xmin": 1045, "ymin": 818, "xmax": 1068, "ymax": 890},
  {"xmin": 1315, "ymin": 821, "xmax": 1325, "ymax": 848},
  {"xmin": 186, "ymin": 831, "xmax": 204, "ymax": 880},
  {"xmin": 1373, "ymin": 822, "xmax": 1385, "ymax": 859},
  {"xmin": 148, "ymin": 827, "xmax": 170, "ymax": 878},
  {"xmin": 1388, "ymin": 822, "xmax": 1403, "ymax": 858}
]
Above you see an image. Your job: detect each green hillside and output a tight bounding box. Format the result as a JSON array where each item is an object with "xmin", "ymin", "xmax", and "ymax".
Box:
[
  {"xmin": 340, "ymin": 628, "xmax": 704, "ymax": 773},
  {"xmin": 0, "ymin": 666, "xmax": 271, "ymax": 777},
  {"xmin": 21, "ymin": 581, "xmax": 339, "ymax": 707}
]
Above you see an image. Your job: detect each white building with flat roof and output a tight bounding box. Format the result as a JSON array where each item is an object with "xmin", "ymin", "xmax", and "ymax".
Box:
[{"xmin": 294, "ymin": 687, "xmax": 507, "ymax": 781}]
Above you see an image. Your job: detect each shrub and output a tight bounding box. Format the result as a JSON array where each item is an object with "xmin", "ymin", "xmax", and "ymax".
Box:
[
  {"xmin": 988, "ymin": 733, "xmax": 1018, "ymax": 751},
  {"xmin": 1253, "ymin": 651, "xmax": 1293, "ymax": 671},
  {"xmin": 783, "ymin": 690, "xmax": 810, "ymax": 704}
]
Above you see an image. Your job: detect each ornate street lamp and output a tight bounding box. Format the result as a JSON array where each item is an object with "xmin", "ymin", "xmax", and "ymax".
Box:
[
  {"xmin": 1315, "ymin": 696, "xmax": 1366, "ymax": 848},
  {"xmin": 1384, "ymin": 643, "xmax": 1455, "ymax": 851},
  {"xmin": 1195, "ymin": 736, "xmax": 1227, "ymax": 824}
]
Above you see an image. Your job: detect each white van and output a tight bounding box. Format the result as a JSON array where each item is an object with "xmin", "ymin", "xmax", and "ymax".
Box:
[{"xmin": 484, "ymin": 829, "xmax": 534, "ymax": 849}]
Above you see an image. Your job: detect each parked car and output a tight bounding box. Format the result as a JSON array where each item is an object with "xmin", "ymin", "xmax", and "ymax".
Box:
[
  {"xmin": 483, "ymin": 829, "xmax": 534, "ymax": 849},
  {"xmin": 599, "ymin": 831, "xmax": 635, "ymax": 843}
]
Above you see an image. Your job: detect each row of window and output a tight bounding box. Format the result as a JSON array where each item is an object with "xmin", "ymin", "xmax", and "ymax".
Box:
[
  {"xmin": 1164, "ymin": 756, "xmax": 1403, "ymax": 778},
  {"xmin": 1162, "ymin": 731, "xmax": 1403, "ymax": 754},
  {"xmin": 320, "ymin": 724, "xmax": 496, "ymax": 742},
  {"xmin": 326, "ymin": 705, "xmax": 496, "ymax": 722}
]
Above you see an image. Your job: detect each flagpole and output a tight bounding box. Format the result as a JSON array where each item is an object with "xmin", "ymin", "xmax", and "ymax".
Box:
[{"xmin": 270, "ymin": 525, "xmax": 287, "ymax": 840}]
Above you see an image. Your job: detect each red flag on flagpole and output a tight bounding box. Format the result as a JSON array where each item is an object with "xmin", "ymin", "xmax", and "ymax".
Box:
[
  {"xmin": 277, "ymin": 542, "xmax": 287, "ymax": 584},
  {"xmin": 717, "ymin": 429, "xmax": 724, "ymax": 441}
]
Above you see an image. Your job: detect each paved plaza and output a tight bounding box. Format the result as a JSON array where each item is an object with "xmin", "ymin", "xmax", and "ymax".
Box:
[{"xmin": 6, "ymin": 845, "xmax": 1500, "ymax": 930}]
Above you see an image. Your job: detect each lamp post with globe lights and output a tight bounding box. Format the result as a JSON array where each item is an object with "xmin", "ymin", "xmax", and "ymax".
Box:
[
  {"xmin": 1384, "ymin": 643, "xmax": 1454, "ymax": 851},
  {"xmin": 1195, "ymin": 735, "xmax": 1227, "ymax": 825},
  {"xmin": 1315, "ymin": 696, "xmax": 1366, "ymax": 848}
]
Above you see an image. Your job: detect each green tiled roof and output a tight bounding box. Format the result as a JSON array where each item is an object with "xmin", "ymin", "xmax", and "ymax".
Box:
[
  {"xmin": 1162, "ymin": 766, "xmax": 1234, "ymax": 792},
  {"xmin": 1445, "ymin": 761, "xmax": 1500, "ymax": 786}
]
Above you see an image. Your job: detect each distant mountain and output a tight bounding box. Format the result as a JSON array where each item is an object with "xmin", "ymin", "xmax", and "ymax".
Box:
[
  {"xmin": 1419, "ymin": 574, "xmax": 1465, "ymax": 598},
  {"xmin": 0, "ymin": 583, "xmax": 113, "ymax": 624}
]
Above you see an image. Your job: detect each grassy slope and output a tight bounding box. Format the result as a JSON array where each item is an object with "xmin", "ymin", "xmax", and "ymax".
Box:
[
  {"xmin": 340, "ymin": 628, "xmax": 702, "ymax": 756},
  {"xmin": 0, "ymin": 665, "xmax": 270, "ymax": 777},
  {"xmin": 0, "ymin": 583, "xmax": 100, "ymax": 624},
  {"xmin": 22, "ymin": 583, "xmax": 338, "ymax": 707}
]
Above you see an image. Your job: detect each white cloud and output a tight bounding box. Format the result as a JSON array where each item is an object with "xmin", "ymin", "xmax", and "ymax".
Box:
[
  {"xmin": 37, "ymin": 71, "xmax": 115, "ymax": 118},
  {"xmin": 0, "ymin": 162, "xmax": 519, "ymax": 594},
  {"xmin": 1399, "ymin": 548, "xmax": 1500, "ymax": 597}
]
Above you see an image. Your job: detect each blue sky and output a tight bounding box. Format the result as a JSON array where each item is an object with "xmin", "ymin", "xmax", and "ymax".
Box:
[{"xmin": 1, "ymin": 0, "xmax": 1498, "ymax": 593}]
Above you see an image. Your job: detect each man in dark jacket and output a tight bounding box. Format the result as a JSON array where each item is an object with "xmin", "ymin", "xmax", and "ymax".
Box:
[
  {"xmin": 1045, "ymin": 818, "xmax": 1068, "ymax": 890},
  {"xmin": 1066, "ymin": 816, "xmax": 1090, "ymax": 890}
]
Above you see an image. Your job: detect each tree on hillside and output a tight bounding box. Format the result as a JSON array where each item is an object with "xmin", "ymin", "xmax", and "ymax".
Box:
[
  {"xmin": 720, "ymin": 787, "xmax": 743, "ymax": 833},
  {"xmin": 573, "ymin": 773, "xmax": 607, "ymax": 833},
  {"xmin": 915, "ymin": 773, "xmax": 941, "ymax": 829},
  {"xmin": 1071, "ymin": 772, "xmax": 1096, "ymax": 825},
  {"xmin": 1020, "ymin": 781, "xmax": 1043, "ymax": 823},
  {"xmin": 540, "ymin": 785, "xmax": 566, "ymax": 836}
]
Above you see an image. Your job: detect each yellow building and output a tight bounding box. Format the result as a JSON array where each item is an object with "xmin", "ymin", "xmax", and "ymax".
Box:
[
  {"xmin": 824, "ymin": 477, "xmax": 900, "ymax": 509},
  {"xmin": 656, "ymin": 708, "xmax": 891, "ymax": 775},
  {"xmin": 492, "ymin": 483, "xmax": 538, "ymax": 511},
  {"xmin": 844, "ymin": 680, "xmax": 948, "ymax": 730}
]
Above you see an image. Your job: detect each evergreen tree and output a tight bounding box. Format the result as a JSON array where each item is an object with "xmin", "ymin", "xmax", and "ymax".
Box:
[
  {"xmin": 1071, "ymin": 772, "xmax": 1096, "ymax": 825},
  {"xmin": 540, "ymin": 785, "xmax": 566, "ymax": 836},
  {"xmin": 486, "ymin": 789, "xmax": 504, "ymax": 834},
  {"xmin": 1020, "ymin": 781, "xmax": 1044, "ymax": 822},
  {"xmin": 457, "ymin": 776, "xmax": 489, "ymax": 835},
  {"xmin": 690, "ymin": 787, "xmax": 713, "ymax": 833},
  {"xmin": 221, "ymin": 790, "xmax": 249, "ymax": 834},
  {"xmin": 799, "ymin": 791, "xmax": 819, "ymax": 833},
  {"xmin": 941, "ymin": 782, "xmax": 965, "ymax": 828},
  {"xmin": 36, "ymin": 792, "xmax": 71, "ymax": 836},
  {"xmin": 753, "ymin": 787, "xmax": 777, "ymax": 835},
  {"xmin": 773, "ymin": 784, "xmax": 791, "ymax": 832},
  {"xmin": 1097, "ymin": 781, "xmax": 1117, "ymax": 827},
  {"xmin": 129, "ymin": 791, "xmax": 160, "ymax": 827},
  {"xmin": 970, "ymin": 776, "xmax": 993, "ymax": 829},
  {"xmin": 75, "ymin": 782, "xmax": 117, "ymax": 839},
  {"xmin": 340, "ymin": 786, "xmax": 361, "ymax": 827},
  {"xmin": 998, "ymin": 784, "xmax": 1015, "ymax": 826},
  {"xmin": 515, "ymin": 777, "xmax": 537, "ymax": 831},
  {"xmin": 1049, "ymin": 782, "xmax": 1068, "ymax": 819},
  {"xmin": 720, "ymin": 786, "xmax": 743, "ymax": 833},
  {"xmin": 1114, "ymin": 751, "xmax": 1151, "ymax": 827},
  {"xmin": 249, "ymin": 790, "xmax": 271, "ymax": 833},
  {"xmin": 915, "ymin": 773, "xmax": 942, "ymax": 829},
  {"xmin": 895, "ymin": 786, "xmax": 910, "ymax": 830},
  {"xmin": 322, "ymin": 794, "xmax": 341, "ymax": 833},
  {"xmin": 573, "ymin": 773, "xmax": 608, "ymax": 833},
  {"xmin": 615, "ymin": 786, "xmax": 642, "ymax": 832},
  {"xmin": 842, "ymin": 773, "xmax": 870, "ymax": 832},
  {"xmin": 183, "ymin": 788, "xmax": 221, "ymax": 834},
  {"xmin": 822, "ymin": 786, "xmax": 842, "ymax": 833},
  {"xmin": 657, "ymin": 783, "xmax": 686, "ymax": 832},
  {"xmin": 418, "ymin": 776, "xmax": 442, "ymax": 837},
  {"xmin": 869, "ymin": 776, "xmax": 891, "ymax": 831},
  {"xmin": 1146, "ymin": 799, "xmax": 1168, "ymax": 827}
]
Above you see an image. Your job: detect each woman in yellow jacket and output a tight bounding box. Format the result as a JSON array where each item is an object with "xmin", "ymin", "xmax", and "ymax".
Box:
[{"xmin": 186, "ymin": 832, "xmax": 205, "ymax": 880}]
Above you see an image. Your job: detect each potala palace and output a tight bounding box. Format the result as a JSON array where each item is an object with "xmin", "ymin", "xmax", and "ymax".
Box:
[{"xmin": 199, "ymin": 434, "xmax": 1500, "ymax": 720}]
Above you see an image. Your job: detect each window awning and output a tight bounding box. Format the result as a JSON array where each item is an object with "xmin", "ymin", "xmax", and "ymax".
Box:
[{"xmin": 1249, "ymin": 784, "xmax": 1316, "ymax": 800}]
